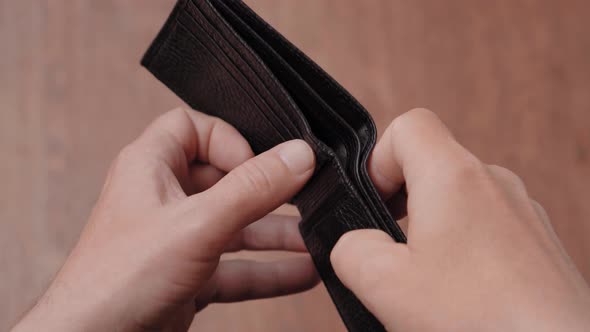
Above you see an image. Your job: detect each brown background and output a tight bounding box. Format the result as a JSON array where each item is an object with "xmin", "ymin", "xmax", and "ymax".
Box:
[{"xmin": 1, "ymin": 0, "xmax": 589, "ymax": 330}]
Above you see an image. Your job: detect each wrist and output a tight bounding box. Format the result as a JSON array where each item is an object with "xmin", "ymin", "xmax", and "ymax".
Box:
[
  {"xmin": 12, "ymin": 279, "xmax": 125, "ymax": 332},
  {"xmin": 12, "ymin": 291, "xmax": 84, "ymax": 332},
  {"xmin": 514, "ymin": 283, "xmax": 590, "ymax": 332}
]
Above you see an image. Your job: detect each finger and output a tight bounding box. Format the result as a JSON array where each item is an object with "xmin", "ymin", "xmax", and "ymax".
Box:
[
  {"xmin": 487, "ymin": 165, "xmax": 551, "ymax": 228},
  {"xmin": 487, "ymin": 165, "xmax": 563, "ymax": 251},
  {"xmin": 368, "ymin": 108, "xmax": 473, "ymax": 198},
  {"xmin": 368, "ymin": 152, "xmax": 402, "ymax": 200},
  {"xmin": 195, "ymin": 256, "xmax": 319, "ymax": 309},
  {"xmin": 487, "ymin": 165, "xmax": 528, "ymax": 198},
  {"xmin": 137, "ymin": 108, "xmax": 253, "ymax": 172},
  {"xmin": 529, "ymin": 199, "xmax": 577, "ymax": 269},
  {"xmin": 189, "ymin": 163, "xmax": 226, "ymax": 194},
  {"xmin": 116, "ymin": 108, "xmax": 253, "ymax": 195},
  {"xmin": 183, "ymin": 110, "xmax": 254, "ymax": 171},
  {"xmin": 530, "ymin": 199, "xmax": 561, "ymax": 243},
  {"xmin": 384, "ymin": 187, "xmax": 408, "ymax": 220},
  {"xmin": 531, "ymin": 199, "xmax": 550, "ymax": 223},
  {"xmin": 331, "ymin": 229, "xmax": 409, "ymax": 321},
  {"xmin": 487, "ymin": 165, "xmax": 544, "ymax": 221},
  {"xmin": 368, "ymin": 109, "xmax": 491, "ymax": 237},
  {"xmin": 184, "ymin": 140, "xmax": 314, "ymax": 244},
  {"xmin": 224, "ymin": 214, "xmax": 306, "ymax": 253},
  {"xmin": 393, "ymin": 215, "xmax": 409, "ymax": 235}
]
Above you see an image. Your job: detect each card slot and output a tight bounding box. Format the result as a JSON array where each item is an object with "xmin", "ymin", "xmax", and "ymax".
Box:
[
  {"xmin": 296, "ymin": 161, "xmax": 380, "ymax": 233},
  {"xmin": 143, "ymin": 3, "xmax": 291, "ymax": 145},
  {"xmin": 183, "ymin": 0, "xmax": 304, "ymax": 140},
  {"xmin": 178, "ymin": 10, "xmax": 379, "ymax": 234},
  {"xmin": 222, "ymin": 0, "xmax": 374, "ymax": 147},
  {"xmin": 186, "ymin": 0, "xmax": 362, "ymax": 182},
  {"xmin": 208, "ymin": 0, "xmax": 358, "ymax": 170},
  {"xmin": 177, "ymin": 14, "xmax": 297, "ymax": 143},
  {"xmin": 219, "ymin": 0, "xmax": 405, "ymax": 241},
  {"xmin": 168, "ymin": 20, "xmax": 290, "ymax": 149},
  {"xmin": 192, "ymin": 0, "xmax": 391, "ymax": 236}
]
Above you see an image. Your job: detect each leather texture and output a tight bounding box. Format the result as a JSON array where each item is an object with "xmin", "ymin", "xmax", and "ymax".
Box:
[{"xmin": 141, "ymin": 1, "xmax": 406, "ymax": 330}]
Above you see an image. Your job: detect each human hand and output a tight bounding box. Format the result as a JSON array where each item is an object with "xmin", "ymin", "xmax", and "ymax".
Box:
[
  {"xmin": 331, "ymin": 109, "xmax": 590, "ymax": 331},
  {"xmin": 13, "ymin": 108, "xmax": 318, "ymax": 332}
]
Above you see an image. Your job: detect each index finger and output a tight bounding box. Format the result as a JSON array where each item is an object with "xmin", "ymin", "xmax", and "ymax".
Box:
[
  {"xmin": 107, "ymin": 108, "xmax": 254, "ymax": 202},
  {"xmin": 369, "ymin": 108, "xmax": 481, "ymax": 206},
  {"xmin": 132, "ymin": 108, "xmax": 254, "ymax": 177}
]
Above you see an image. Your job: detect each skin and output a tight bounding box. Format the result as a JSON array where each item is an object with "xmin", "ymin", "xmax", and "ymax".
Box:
[
  {"xmin": 12, "ymin": 108, "xmax": 590, "ymax": 331},
  {"xmin": 331, "ymin": 108, "xmax": 590, "ymax": 331}
]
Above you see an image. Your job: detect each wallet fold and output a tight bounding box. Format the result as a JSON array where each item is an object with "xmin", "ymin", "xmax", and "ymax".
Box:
[{"xmin": 142, "ymin": 1, "xmax": 406, "ymax": 330}]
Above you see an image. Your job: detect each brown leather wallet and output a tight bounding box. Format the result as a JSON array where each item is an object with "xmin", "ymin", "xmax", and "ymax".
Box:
[{"xmin": 141, "ymin": 1, "xmax": 406, "ymax": 330}]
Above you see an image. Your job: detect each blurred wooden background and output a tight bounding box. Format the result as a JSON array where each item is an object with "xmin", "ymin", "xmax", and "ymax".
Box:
[{"xmin": 1, "ymin": 0, "xmax": 589, "ymax": 330}]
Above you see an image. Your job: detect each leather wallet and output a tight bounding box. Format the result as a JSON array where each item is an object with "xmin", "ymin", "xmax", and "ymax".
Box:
[{"xmin": 141, "ymin": 1, "xmax": 406, "ymax": 330}]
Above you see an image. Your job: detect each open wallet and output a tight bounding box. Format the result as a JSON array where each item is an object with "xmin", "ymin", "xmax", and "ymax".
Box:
[{"xmin": 141, "ymin": 0, "xmax": 406, "ymax": 330}]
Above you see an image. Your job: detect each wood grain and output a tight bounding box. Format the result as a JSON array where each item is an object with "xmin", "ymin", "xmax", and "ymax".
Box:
[{"xmin": 1, "ymin": 0, "xmax": 588, "ymax": 330}]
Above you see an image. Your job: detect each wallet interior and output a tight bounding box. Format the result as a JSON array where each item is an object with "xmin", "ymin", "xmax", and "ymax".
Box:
[
  {"xmin": 205, "ymin": 0, "xmax": 404, "ymax": 237},
  {"xmin": 141, "ymin": 1, "xmax": 406, "ymax": 330}
]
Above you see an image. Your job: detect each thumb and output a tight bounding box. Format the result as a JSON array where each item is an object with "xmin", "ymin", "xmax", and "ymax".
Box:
[
  {"xmin": 189, "ymin": 139, "xmax": 315, "ymax": 241},
  {"xmin": 331, "ymin": 229, "xmax": 410, "ymax": 325}
]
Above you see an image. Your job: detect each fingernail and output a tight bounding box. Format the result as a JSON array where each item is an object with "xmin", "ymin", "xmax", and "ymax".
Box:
[{"xmin": 278, "ymin": 140, "xmax": 315, "ymax": 174}]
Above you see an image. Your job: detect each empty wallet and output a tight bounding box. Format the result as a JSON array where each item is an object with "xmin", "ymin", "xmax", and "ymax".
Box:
[{"xmin": 141, "ymin": 0, "xmax": 406, "ymax": 330}]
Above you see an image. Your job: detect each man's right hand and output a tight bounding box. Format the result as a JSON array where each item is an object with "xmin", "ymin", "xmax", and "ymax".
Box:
[{"xmin": 331, "ymin": 109, "xmax": 590, "ymax": 331}]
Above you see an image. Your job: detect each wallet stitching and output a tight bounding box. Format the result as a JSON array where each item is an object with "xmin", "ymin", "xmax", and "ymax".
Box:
[
  {"xmin": 199, "ymin": 0, "xmax": 311, "ymax": 136},
  {"xmin": 162, "ymin": 0, "xmax": 399, "ymax": 287},
  {"xmin": 174, "ymin": 19, "xmax": 290, "ymax": 142},
  {"xmin": 177, "ymin": 17, "xmax": 290, "ymax": 140},
  {"xmin": 188, "ymin": 0, "xmax": 303, "ymax": 140},
  {"xmin": 226, "ymin": 0, "xmax": 402, "ymax": 235},
  {"xmin": 189, "ymin": 1, "xmax": 376, "ymax": 211},
  {"xmin": 198, "ymin": 7, "xmax": 385, "ymax": 238},
  {"xmin": 208, "ymin": 0, "xmax": 360, "ymax": 168},
  {"xmin": 229, "ymin": 0, "xmax": 374, "ymax": 140},
  {"xmin": 239, "ymin": 18, "xmax": 408, "ymax": 239},
  {"xmin": 174, "ymin": 7, "xmax": 371, "ymax": 207},
  {"xmin": 301, "ymin": 200, "xmax": 384, "ymax": 331},
  {"xmin": 144, "ymin": 2, "xmax": 389, "ymax": 331},
  {"xmin": 191, "ymin": 2, "xmax": 405, "ymax": 241},
  {"xmin": 186, "ymin": 1, "xmax": 373, "ymax": 223},
  {"xmin": 184, "ymin": 1, "xmax": 403, "ymax": 243},
  {"xmin": 143, "ymin": 0, "xmax": 289, "ymax": 142}
]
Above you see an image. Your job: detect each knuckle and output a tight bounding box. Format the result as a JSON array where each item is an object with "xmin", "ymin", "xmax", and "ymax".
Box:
[
  {"xmin": 150, "ymin": 108, "xmax": 189, "ymax": 137},
  {"xmin": 407, "ymin": 107, "xmax": 437, "ymax": 119},
  {"xmin": 390, "ymin": 108, "xmax": 437, "ymax": 132},
  {"xmin": 530, "ymin": 199, "xmax": 548, "ymax": 217},
  {"xmin": 163, "ymin": 106, "xmax": 190, "ymax": 121},
  {"xmin": 116, "ymin": 144, "xmax": 138, "ymax": 161},
  {"xmin": 208, "ymin": 116, "xmax": 225, "ymax": 132},
  {"xmin": 488, "ymin": 165, "xmax": 525, "ymax": 189},
  {"xmin": 440, "ymin": 154, "xmax": 487, "ymax": 186},
  {"xmin": 205, "ymin": 117, "xmax": 224, "ymax": 150},
  {"xmin": 388, "ymin": 108, "xmax": 441, "ymax": 145},
  {"xmin": 530, "ymin": 199, "xmax": 542, "ymax": 210},
  {"xmin": 171, "ymin": 106, "xmax": 189, "ymax": 114},
  {"xmin": 234, "ymin": 159, "xmax": 275, "ymax": 194},
  {"xmin": 111, "ymin": 143, "xmax": 167, "ymax": 179},
  {"xmin": 112, "ymin": 144, "xmax": 140, "ymax": 171}
]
